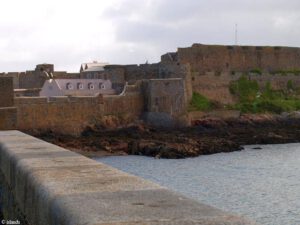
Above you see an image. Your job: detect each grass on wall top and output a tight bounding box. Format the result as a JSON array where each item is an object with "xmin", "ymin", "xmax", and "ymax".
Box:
[
  {"xmin": 228, "ymin": 76, "xmax": 300, "ymax": 114},
  {"xmin": 189, "ymin": 92, "xmax": 213, "ymax": 111}
]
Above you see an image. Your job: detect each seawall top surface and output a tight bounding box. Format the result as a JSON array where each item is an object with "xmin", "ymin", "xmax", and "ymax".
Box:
[{"xmin": 0, "ymin": 131, "xmax": 258, "ymax": 225}]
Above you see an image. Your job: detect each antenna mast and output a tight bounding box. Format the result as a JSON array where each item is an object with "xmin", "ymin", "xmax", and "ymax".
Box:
[{"xmin": 235, "ymin": 23, "xmax": 238, "ymax": 46}]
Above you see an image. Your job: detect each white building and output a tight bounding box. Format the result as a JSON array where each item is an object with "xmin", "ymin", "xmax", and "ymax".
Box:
[
  {"xmin": 80, "ymin": 61, "xmax": 109, "ymax": 73},
  {"xmin": 40, "ymin": 79, "xmax": 116, "ymax": 97}
]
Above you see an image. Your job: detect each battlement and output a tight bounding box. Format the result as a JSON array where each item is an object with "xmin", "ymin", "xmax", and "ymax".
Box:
[{"xmin": 172, "ymin": 43, "xmax": 300, "ymax": 74}]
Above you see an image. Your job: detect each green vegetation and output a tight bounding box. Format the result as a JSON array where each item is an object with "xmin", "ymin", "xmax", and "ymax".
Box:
[
  {"xmin": 228, "ymin": 76, "xmax": 300, "ymax": 114},
  {"xmin": 249, "ymin": 68, "xmax": 262, "ymax": 75},
  {"xmin": 229, "ymin": 76, "xmax": 259, "ymax": 102},
  {"xmin": 189, "ymin": 92, "xmax": 213, "ymax": 111},
  {"xmin": 288, "ymin": 70, "xmax": 300, "ymax": 76},
  {"xmin": 271, "ymin": 69, "xmax": 300, "ymax": 76},
  {"xmin": 287, "ymin": 80, "xmax": 294, "ymax": 90},
  {"xmin": 232, "ymin": 99, "xmax": 300, "ymax": 114}
]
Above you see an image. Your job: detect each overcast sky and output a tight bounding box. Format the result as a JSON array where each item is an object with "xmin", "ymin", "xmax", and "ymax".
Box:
[{"xmin": 0, "ymin": 0, "xmax": 299, "ymax": 72}]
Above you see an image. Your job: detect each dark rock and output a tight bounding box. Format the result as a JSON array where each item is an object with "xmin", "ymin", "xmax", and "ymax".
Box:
[{"xmin": 31, "ymin": 114, "xmax": 300, "ymax": 159}]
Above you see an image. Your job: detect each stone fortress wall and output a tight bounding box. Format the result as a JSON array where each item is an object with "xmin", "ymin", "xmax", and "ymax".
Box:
[
  {"xmin": 12, "ymin": 71, "xmax": 145, "ymax": 135},
  {"xmin": 176, "ymin": 44, "xmax": 300, "ymax": 73},
  {"xmin": 15, "ymin": 93, "xmax": 144, "ymax": 136},
  {"xmin": 141, "ymin": 78, "xmax": 188, "ymax": 127},
  {"xmin": 1, "ymin": 43, "xmax": 300, "ymax": 133},
  {"xmin": 3, "ymin": 43, "xmax": 300, "ymax": 101},
  {"xmin": 14, "ymin": 76, "xmax": 189, "ymax": 135},
  {"xmin": 0, "ymin": 76, "xmax": 188, "ymax": 135},
  {"xmin": 0, "ymin": 64, "xmax": 160, "ymax": 90},
  {"xmin": 162, "ymin": 44, "xmax": 300, "ymax": 104},
  {"xmin": 0, "ymin": 62, "xmax": 189, "ymax": 90}
]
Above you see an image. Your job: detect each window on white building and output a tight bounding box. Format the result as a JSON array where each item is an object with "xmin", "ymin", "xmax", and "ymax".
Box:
[
  {"xmin": 88, "ymin": 83, "xmax": 94, "ymax": 90},
  {"xmin": 66, "ymin": 83, "xmax": 74, "ymax": 90},
  {"xmin": 77, "ymin": 83, "xmax": 84, "ymax": 89},
  {"xmin": 99, "ymin": 83, "xmax": 105, "ymax": 89}
]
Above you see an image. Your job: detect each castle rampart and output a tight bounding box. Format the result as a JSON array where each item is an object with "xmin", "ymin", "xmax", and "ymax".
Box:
[
  {"xmin": 15, "ymin": 93, "xmax": 144, "ymax": 135},
  {"xmin": 174, "ymin": 44, "xmax": 300, "ymax": 74},
  {"xmin": 162, "ymin": 44, "xmax": 300, "ymax": 104},
  {"xmin": 2, "ymin": 43, "xmax": 300, "ymax": 130}
]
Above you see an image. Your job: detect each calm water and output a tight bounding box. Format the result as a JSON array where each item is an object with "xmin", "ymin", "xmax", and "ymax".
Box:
[{"xmin": 95, "ymin": 144, "xmax": 300, "ymax": 225}]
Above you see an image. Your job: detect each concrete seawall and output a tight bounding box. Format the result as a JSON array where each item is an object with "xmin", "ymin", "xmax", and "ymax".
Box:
[{"xmin": 0, "ymin": 131, "xmax": 257, "ymax": 225}]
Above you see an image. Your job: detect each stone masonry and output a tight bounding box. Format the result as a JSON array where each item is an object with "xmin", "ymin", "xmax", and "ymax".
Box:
[
  {"xmin": 2, "ymin": 43, "xmax": 300, "ymax": 131},
  {"xmin": 142, "ymin": 78, "xmax": 188, "ymax": 127},
  {"xmin": 0, "ymin": 77, "xmax": 14, "ymax": 107},
  {"xmin": 0, "ymin": 77, "xmax": 17, "ymax": 130},
  {"xmin": 162, "ymin": 44, "xmax": 300, "ymax": 104},
  {"xmin": 0, "ymin": 131, "xmax": 257, "ymax": 225},
  {"xmin": 174, "ymin": 44, "xmax": 300, "ymax": 74}
]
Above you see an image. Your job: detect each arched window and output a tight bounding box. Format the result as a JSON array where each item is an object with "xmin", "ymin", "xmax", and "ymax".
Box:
[
  {"xmin": 99, "ymin": 83, "xmax": 105, "ymax": 89},
  {"xmin": 66, "ymin": 82, "xmax": 74, "ymax": 90},
  {"xmin": 77, "ymin": 83, "xmax": 84, "ymax": 90},
  {"xmin": 88, "ymin": 83, "xmax": 94, "ymax": 90}
]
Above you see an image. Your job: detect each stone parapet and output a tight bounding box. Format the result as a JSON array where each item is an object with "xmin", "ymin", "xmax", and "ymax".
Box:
[{"xmin": 0, "ymin": 131, "xmax": 257, "ymax": 225}]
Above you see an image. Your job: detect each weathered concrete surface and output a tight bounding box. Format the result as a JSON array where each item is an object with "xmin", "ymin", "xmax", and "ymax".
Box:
[{"xmin": 0, "ymin": 131, "xmax": 258, "ymax": 225}]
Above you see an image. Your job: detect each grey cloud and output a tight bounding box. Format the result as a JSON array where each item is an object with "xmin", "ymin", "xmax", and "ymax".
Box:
[
  {"xmin": 108, "ymin": 0, "xmax": 300, "ymax": 52},
  {"xmin": 115, "ymin": 21, "xmax": 173, "ymax": 43},
  {"xmin": 1, "ymin": 0, "xmax": 300, "ymax": 72},
  {"xmin": 101, "ymin": 0, "xmax": 143, "ymax": 19},
  {"xmin": 153, "ymin": 0, "xmax": 300, "ymax": 20},
  {"xmin": 105, "ymin": 0, "xmax": 300, "ymax": 24}
]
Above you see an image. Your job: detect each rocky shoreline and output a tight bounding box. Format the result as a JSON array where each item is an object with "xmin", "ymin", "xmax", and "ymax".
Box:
[{"xmin": 30, "ymin": 113, "xmax": 300, "ymax": 159}]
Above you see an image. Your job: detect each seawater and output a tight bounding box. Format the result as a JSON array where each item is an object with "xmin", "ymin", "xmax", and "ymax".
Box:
[{"xmin": 95, "ymin": 143, "xmax": 300, "ymax": 225}]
